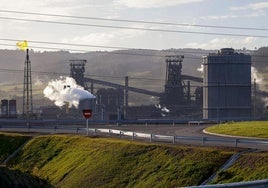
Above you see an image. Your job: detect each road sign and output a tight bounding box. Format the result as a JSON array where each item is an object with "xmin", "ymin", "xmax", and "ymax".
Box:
[{"xmin": 83, "ymin": 109, "xmax": 92, "ymax": 119}]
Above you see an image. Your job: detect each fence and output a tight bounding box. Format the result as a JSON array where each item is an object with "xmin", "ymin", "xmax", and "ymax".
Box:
[
  {"xmin": 0, "ymin": 125, "xmax": 267, "ymax": 149},
  {"xmin": 86, "ymin": 128, "xmax": 268, "ymax": 148}
]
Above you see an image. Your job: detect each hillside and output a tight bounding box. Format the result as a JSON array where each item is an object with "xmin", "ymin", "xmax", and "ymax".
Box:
[
  {"xmin": 0, "ymin": 133, "xmax": 267, "ymax": 187},
  {"xmin": 0, "ymin": 133, "xmax": 51, "ymax": 187},
  {"xmin": 0, "ymin": 133, "xmax": 30, "ymax": 162},
  {"xmin": 212, "ymin": 152, "xmax": 268, "ymax": 184},
  {"xmin": 0, "ymin": 166, "xmax": 52, "ymax": 188},
  {"xmin": 0, "ymin": 47, "xmax": 267, "ymax": 111},
  {"xmin": 7, "ymin": 134, "xmax": 233, "ymax": 187},
  {"xmin": 0, "ymin": 48, "xmax": 208, "ymax": 110}
]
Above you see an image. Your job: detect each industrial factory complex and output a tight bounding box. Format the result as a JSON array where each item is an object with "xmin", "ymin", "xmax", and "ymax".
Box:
[{"xmin": 1, "ymin": 48, "xmax": 267, "ymax": 122}]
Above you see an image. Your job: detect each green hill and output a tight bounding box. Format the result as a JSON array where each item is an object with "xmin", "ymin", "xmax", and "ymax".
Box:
[
  {"xmin": 0, "ymin": 133, "xmax": 30, "ymax": 162},
  {"xmin": 0, "ymin": 133, "xmax": 52, "ymax": 187},
  {"xmin": 1, "ymin": 133, "xmax": 267, "ymax": 187},
  {"xmin": 7, "ymin": 134, "xmax": 233, "ymax": 187},
  {"xmin": 212, "ymin": 152, "xmax": 268, "ymax": 184},
  {"xmin": 0, "ymin": 166, "xmax": 52, "ymax": 188}
]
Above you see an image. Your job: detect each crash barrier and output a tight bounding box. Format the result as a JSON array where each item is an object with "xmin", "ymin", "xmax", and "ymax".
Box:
[
  {"xmin": 188, "ymin": 179, "xmax": 268, "ymax": 188},
  {"xmin": 1, "ymin": 125, "xmax": 267, "ymax": 149},
  {"xmin": 86, "ymin": 128, "xmax": 268, "ymax": 148}
]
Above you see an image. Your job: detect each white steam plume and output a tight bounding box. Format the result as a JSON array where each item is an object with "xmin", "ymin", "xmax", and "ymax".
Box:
[
  {"xmin": 197, "ymin": 64, "xmax": 204, "ymax": 73},
  {"xmin": 43, "ymin": 76, "xmax": 95, "ymax": 108},
  {"xmin": 251, "ymin": 66, "xmax": 263, "ymax": 83},
  {"xmin": 197, "ymin": 65, "xmax": 263, "ymax": 84}
]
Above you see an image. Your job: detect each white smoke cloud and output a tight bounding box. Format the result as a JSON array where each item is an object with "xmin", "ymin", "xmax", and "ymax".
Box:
[
  {"xmin": 197, "ymin": 64, "xmax": 204, "ymax": 73},
  {"xmin": 43, "ymin": 76, "xmax": 95, "ymax": 108},
  {"xmin": 161, "ymin": 107, "xmax": 170, "ymax": 113},
  {"xmin": 251, "ymin": 66, "xmax": 263, "ymax": 83},
  {"xmin": 155, "ymin": 104, "xmax": 170, "ymax": 117},
  {"xmin": 197, "ymin": 65, "xmax": 263, "ymax": 84}
]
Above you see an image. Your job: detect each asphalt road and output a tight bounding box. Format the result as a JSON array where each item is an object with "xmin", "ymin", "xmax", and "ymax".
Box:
[{"xmin": 0, "ymin": 123, "xmax": 267, "ymax": 150}]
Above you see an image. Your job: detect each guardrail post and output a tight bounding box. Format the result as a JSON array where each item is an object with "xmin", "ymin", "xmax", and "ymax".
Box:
[
  {"xmin": 150, "ymin": 134, "xmax": 152, "ymax": 142},
  {"xmin": 120, "ymin": 131, "xmax": 122, "ymax": 138},
  {"xmin": 109, "ymin": 129, "xmax": 111, "ymax": 136},
  {"xmin": 132, "ymin": 132, "xmax": 134, "ymax": 140},
  {"xmin": 202, "ymin": 137, "xmax": 205, "ymax": 146},
  {"xmin": 235, "ymin": 139, "xmax": 238, "ymax": 147},
  {"xmin": 173, "ymin": 136, "xmax": 175, "ymax": 144},
  {"xmin": 173, "ymin": 121, "xmax": 175, "ymax": 127},
  {"xmin": 94, "ymin": 128, "xmax": 96, "ymax": 135}
]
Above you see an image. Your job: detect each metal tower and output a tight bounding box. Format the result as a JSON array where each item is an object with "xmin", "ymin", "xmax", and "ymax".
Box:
[
  {"xmin": 22, "ymin": 49, "xmax": 33, "ymax": 118},
  {"xmin": 162, "ymin": 55, "xmax": 185, "ymax": 105},
  {"xmin": 70, "ymin": 59, "xmax": 87, "ymax": 88}
]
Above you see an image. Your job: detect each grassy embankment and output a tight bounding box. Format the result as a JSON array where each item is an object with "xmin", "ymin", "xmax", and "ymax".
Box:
[
  {"xmin": 0, "ymin": 132, "xmax": 52, "ymax": 187},
  {"xmin": 8, "ymin": 134, "xmax": 234, "ymax": 188},
  {"xmin": 205, "ymin": 121, "xmax": 268, "ymax": 183},
  {"xmin": 1, "ymin": 132, "xmax": 268, "ymax": 187},
  {"xmin": 212, "ymin": 152, "xmax": 268, "ymax": 184},
  {"xmin": 0, "ymin": 132, "xmax": 30, "ymax": 162},
  {"xmin": 205, "ymin": 121, "xmax": 268, "ymax": 138}
]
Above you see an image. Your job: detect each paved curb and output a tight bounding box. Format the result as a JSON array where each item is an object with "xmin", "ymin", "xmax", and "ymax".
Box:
[{"xmin": 203, "ymin": 129, "xmax": 268, "ymax": 140}]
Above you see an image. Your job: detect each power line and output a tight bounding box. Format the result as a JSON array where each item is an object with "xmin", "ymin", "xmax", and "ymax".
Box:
[
  {"xmin": 0, "ymin": 16, "xmax": 268, "ymax": 38},
  {"xmin": 0, "ymin": 68, "xmax": 165, "ymax": 82},
  {"xmin": 0, "ymin": 37, "xmax": 263, "ymax": 56},
  {"xmin": 0, "ymin": 38, "xmax": 133, "ymax": 51},
  {"xmin": 1, "ymin": 40, "xmax": 268, "ymax": 61},
  {"xmin": 1, "ymin": 42, "xmax": 268, "ymax": 64},
  {"xmin": 0, "ymin": 9, "xmax": 267, "ymax": 31}
]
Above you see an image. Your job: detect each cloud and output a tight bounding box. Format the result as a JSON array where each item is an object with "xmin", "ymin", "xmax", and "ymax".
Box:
[
  {"xmin": 0, "ymin": 0, "xmax": 73, "ymax": 15},
  {"xmin": 186, "ymin": 37, "xmax": 257, "ymax": 49},
  {"xmin": 200, "ymin": 11, "xmax": 266, "ymax": 20},
  {"xmin": 200, "ymin": 14, "xmax": 238, "ymax": 20},
  {"xmin": 114, "ymin": 0, "xmax": 203, "ymax": 8},
  {"xmin": 231, "ymin": 2, "xmax": 268, "ymax": 11},
  {"xmin": 62, "ymin": 26, "xmax": 146, "ymax": 50}
]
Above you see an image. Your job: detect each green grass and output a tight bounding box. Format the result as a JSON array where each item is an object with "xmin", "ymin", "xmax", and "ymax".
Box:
[
  {"xmin": 0, "ymin": 166, "xmax": 52, "ymax": 188},
  {"xmin": 212, "ymin": 152, "xmax": 268, "ymax": 184},
  {"xmin": 8, "ymin": 135, "xmax": 233, "ymax": 188},
  {"xmin": 205, "ymin": 121, "xmax": 268, "ymax": 138},
  {"xmin": 0, "ymin": 132, "xmax": 31, "ymax": 163},
  {"xmin": 0, "ymin": 133, "xmax": 52, "ymax": 187}
]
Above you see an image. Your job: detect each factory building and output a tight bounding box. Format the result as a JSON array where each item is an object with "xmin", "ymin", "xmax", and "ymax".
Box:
[
  {"xmin": 1, "ymin": 99, "xmax": 17, "ymax": 118},
  {"xmin": 203, "ymin": 48, "xmax": 252, "ymax": 120}
]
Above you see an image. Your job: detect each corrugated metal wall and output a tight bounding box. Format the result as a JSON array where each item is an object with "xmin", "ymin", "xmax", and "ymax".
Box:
[{"xmin": 203, "ymin": 48, "xmax": 252, "ymax": 119}]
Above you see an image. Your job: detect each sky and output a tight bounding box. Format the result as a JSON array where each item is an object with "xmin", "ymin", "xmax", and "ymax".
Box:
[{"xmin": 0, "ymin": 0, "xmax": 267, "ymax": 52}]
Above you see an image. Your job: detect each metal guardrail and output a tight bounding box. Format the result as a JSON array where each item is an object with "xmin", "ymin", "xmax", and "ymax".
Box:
[
  {"xmin": 86, "ymin": 128, "xmax": 268, "ymax": 148},
  {"xmin": 1, "ymin": 126, "xmax": 267, "ymax": 187},
  {"xmin": 1, "ymin": 125, "xmax": 268, "ymax": 149},
  {"xmin": 188, "ymin": 179, "xmax": 268, "ymax": 188}
]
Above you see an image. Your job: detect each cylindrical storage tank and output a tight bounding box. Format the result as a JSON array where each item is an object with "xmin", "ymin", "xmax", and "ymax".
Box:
[
  {"xmin": 203, "ymin": 48, "xmax": 251, "ymax": 120},
  {"xmin": 1, "ymin": 99, "xmax": 9, "ymax": 118},
  {"xmin": 9, "ymin": 99, "xmax": 17, "ymax": 118}
]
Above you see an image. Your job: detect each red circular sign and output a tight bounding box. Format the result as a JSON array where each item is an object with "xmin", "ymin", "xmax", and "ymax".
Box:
[{"xmin": 83, "ymin": 109, "xmax": 92, "ymax": 119}]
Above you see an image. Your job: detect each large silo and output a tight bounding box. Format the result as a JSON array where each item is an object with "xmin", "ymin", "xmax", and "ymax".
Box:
[
  {"xmin": 9, "ymin": 99, "xmax": 17, "ymax": 118},
  {"xmin": 1, "ymin": 100, "xmax": 8, "ymax": 118},
  {"xmin": 203, "ymin": 48, "xmax": 251, "ymax": 120}
]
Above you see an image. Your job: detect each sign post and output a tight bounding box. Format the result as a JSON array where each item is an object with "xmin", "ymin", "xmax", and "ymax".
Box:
[{"xmin": 83, "ymin": 109, "xmax": 92, "ymax": 136}]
